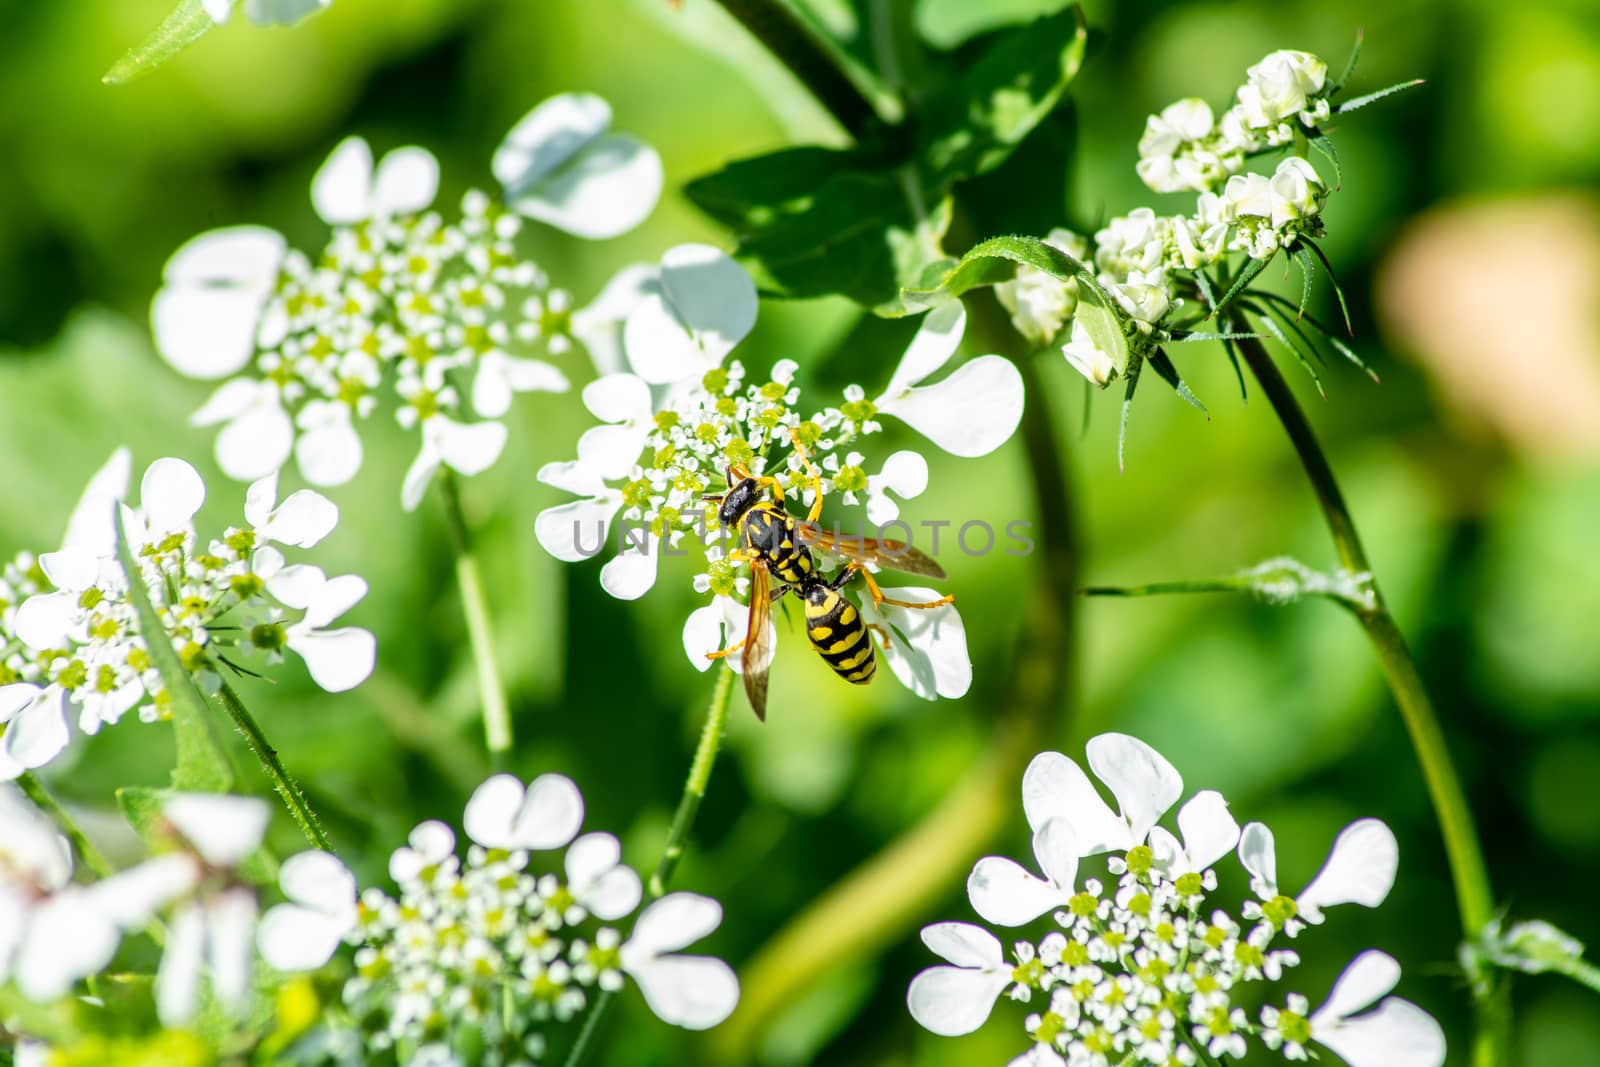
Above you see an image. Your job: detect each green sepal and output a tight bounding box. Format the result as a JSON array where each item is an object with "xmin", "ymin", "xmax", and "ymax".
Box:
[
  {"xmin": 115, "ymin": 511, "xmax": 233, "ymax": 793},
  {"xmin": 102, "ymin": 0, "xmax": 217, "ymax": 85}
]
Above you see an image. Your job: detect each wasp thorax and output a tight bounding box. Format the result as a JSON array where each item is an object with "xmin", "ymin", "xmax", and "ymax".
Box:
[{"xmin": 717, "ymin": 479, "xmax": 760, "ymax": 527}]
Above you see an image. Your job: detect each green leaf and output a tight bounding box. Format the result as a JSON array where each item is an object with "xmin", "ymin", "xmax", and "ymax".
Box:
[
  {"xmin": 1211, "ymin": 255, "xmax": 1271, "ymax": 318},
  {"xmin": 1330, "ymin": 29, "xmax": 1364, "ymax": 94},
  {"xmin": 1251, "ymin": 291, "xmax": 1379, "ymax": 382},
  {"xmin": 1117, "ymin": 356, "xmax": 1142, "ymax": 471},
  {"xmin": 116, "ymin": 512, "xmax": 233, "ymax": 793},
  {"xmin": 1336, "ymin": 79, "xmax": 1425, "ymax": 114},
  {"xmin": 1477, "ymin": 918, "xmax": 1600, "ymax": 995},
  {"xmin": 916, "ymin": 6, "xmax": 1088, "ymax": 188},
  {"xmin": 1301, "ymin": 239, "xmax": 1354, "ymax": 334},
  {"xmin": 1083, "ymin": 556, "xmax": 1377, "ymax": 612},
  {"xmin": 685, "ymin": 150, "xmax": 951, "ymax": 314},
  {"xmin": 1306, "ymin": 131, "xmax": 1342, "ymax": 188},
  {"xmin": 1251, "ymin": 304, "xmax": 1327, "ymax": 397},
  {"xmin": 1145, "ymin": 349, "xmax": 1208, "ymax": 416},
  {"xmin": 116, "ymin": 785, "xmax": 172, "ymax": 849},
  {"xmin": 102, "ymin": 0, "xmax": 218, "ymax": 85}
]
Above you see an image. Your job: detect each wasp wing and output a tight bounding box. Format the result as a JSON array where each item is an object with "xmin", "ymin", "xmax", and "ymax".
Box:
[
  {"xmin": 742, "ymin": 562, "xmax": 775, "ymax": 721},
  {"xmin": 796, "ymin": 523, "xmax": 948, "ymax": 579}
]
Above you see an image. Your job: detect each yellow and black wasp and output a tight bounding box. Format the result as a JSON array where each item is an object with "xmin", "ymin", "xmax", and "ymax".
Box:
[{"xmin": 703, "ymin": 437, "xmax": 953, "ymax": 720}]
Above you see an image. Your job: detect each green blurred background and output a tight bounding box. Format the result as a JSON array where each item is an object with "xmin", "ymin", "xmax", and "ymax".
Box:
[{"xmin": 3, "ymin": 0, "xmax": 1599, "ymax": 1063}]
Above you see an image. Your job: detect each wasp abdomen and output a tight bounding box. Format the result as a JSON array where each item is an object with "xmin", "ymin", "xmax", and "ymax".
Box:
[{"xmin": 803, "ymin": 584, "xmax": 875, "ymax": 684}]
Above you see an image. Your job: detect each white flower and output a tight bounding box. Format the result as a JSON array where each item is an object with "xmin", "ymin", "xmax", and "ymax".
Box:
[
  {"xmin": 311, "ymin": 137, "xmax": 440, "ymax": 227},
  {"xmin": 157, "ymin": 886, "xmax": 260, "ymax": 1025},
  {"xmin": 1234, "ymin": 50, "xmax": 1330, "ymax": 132},
  {"xmin": 191, "ymin": 378, "xmax": 296, "ymax": 482},
  {"xmin": 264, "ymin": 565, "xmax": 376, "ymax": 692},
  {"xmin": 862, "ymin": 450, "xmax": 929, "ymax": 526},
  {"xmin": 399, "ymin": 413, "xmax": 508, "ymax": 512},
  {"xmin": 121, "ymin": 457, "xmax": 207, "ymax": 553},
  {"xmin": 245, "ymin": 472, "xmax": 338, "ymax": 550},
  {"xmin": 623, "ymin": 244, "xmax": 758, "ymax": 386},
  {"xmin": 8, "ymin": 887, "xmax": 122, "ymax": 1003},
  {"xmin": 494, "ymin": 93, "xmax": 663, "ymax": 240},
  {"xmin": 1308, "ymin": 951, "xmax": 1446, "ymax": 1067},
  {"xmin": 258, "ymin": 850, "xmax": 358, "ymax": 971},
  {"xmin": 1020, "ymin": 733, "xmax": 1184, "ymax": 855},
  {"xmin": 387, "ymin": 820, "xmax": 457, "ymax": 883},
  {"xmin": 293, "ymin": 399, "xmax": 365, "ymax": 488},
  {"xmin": 682, "ymin": 594, "xmax": 775, "ymax": 677},
  {"xmin": 463, "ymin": 773, "xmax": 585, "ymax": 852},
  {"xmin": 561, "ymin": 833, "xmax": 642, "ymax": 922},
  {"xmin": 151, "ymin": 226, "xmax": 288, "ymax": 379},
  {"xmin": 871, "ymin": 302, "xmax": 1024, "ymax": 458},
  {"xmin": 202, "ymin": 0, "xmax": 331, "ymax": 26},
  {"xmin": 533, "ymin": 460, "xmax": 624, "ymax": 564},
  {"xmin": 572, "ymin": 264, "xmax": 659, "ymax": 376},
  {"xmin": 1237, "ymin": 818, "xmax": 1399, "ymax": 932},
  {"xmin": 1149, "ymin": 790, "xmax": 1240, "ymax": 880},
  {"xmin": 968, "ymin": 818, "xmax": 1080, "ymax": 926},
  {"xmin": 994, "ymin": 228, "xmax": 1088, "ymax": 346},
  {"xmin": 856, "ymin": 588, "xmax": 971, "ymax": 700},
  {"xmin": 0, "ymin": 685, "xmax": 70, "ymax": 781},
  {"xmin": 575, "ymin": 374, "xmax": 655, "ymax": 479},
  {"xmin": 619, "ymin": 892, "xmax": 740, "ymax": 1029},
  {"xmin": 906, "ymin": 922, "xmax": 1014, "ymax": 1036},
  {"xmin": 470, "ymin": 350, "xmax": 568, "ymax": 419},
  {"xmin": 1267, "ymin": 156, "xmax": 1328, "ymax": 231},
  {"xmin": 1136, "ymin": 98, "xmax": 1223, "ymax": 193},
  {"xmin": 1060, "ymin": 317, "xmax": 1118, "ymax": 387}
]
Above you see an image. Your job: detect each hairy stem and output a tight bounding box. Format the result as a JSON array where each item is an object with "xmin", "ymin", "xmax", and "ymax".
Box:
[
  {"xmin": 1234, "ymin": 331, "xmax": 1509, "ymax": 1065},
  {"xmin": 563, "ymin": 665, "xmax": 738, "ymax": 1067},
  {"xmin": 438, "ymin": 470, "xmax": 514, "ymax": 766},
  {"xmin": 711, "ymin": 305, "xmax": 1080, "ymax": 1057},
  {"xmin": 16, "ymin": 772, "xmax": 114, "ymax": 878},
  {"xmin": 215, "ymin": 681, "xmax": 332, "ymax": 852},
  {"xmin": 712, "ymin": 0, "xmax": 884, "ymax": 137}
]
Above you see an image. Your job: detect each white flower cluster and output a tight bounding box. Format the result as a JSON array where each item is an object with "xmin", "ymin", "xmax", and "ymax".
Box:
[
  {"xmin": 259, "ymin": 773, "xmax": 739, "ymax": 1067},
  {"xmin": 997, "ymin": 51, "xmax": 1337, "ymax": 387},
  {"xmin": 0, "ymin": 449, "xmax": 374, "ymax": 781},
  {"xmin": 908, "ymin": 734, "xmax": 1447, "ymax": 1067},
  {"xmin": 1, "ymin": 785, "xmax": 277, "ymax": 1028},
  {"xmin": 537, "ymin": 253, "xmax": 1017, "ymax": 700},
  {"xmin": 154, "ymin": 94, "xmax": 663, "ymax": 511}
]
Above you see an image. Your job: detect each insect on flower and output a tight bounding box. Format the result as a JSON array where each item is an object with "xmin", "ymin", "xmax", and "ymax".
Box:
[{"xmin": 702, "ymin": 434, "xmax": 954, "ymax": 720}]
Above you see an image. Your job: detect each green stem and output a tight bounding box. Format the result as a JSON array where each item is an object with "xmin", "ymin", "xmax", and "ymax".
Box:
[
  {"xmin": 563, "ymin": 665, "xmax": 738, "ymax": 1067},
  {"xmin": 1234, "ymin": 331, "xmax": 1510, "ymax": 1065},
  {"xmin": 711, "ymin": 0, "xmax": 885, "ymax": 137},
  {"xmin": 438, "ymin": 470, "xmax": 513, "ymax": 766},
  {"xmin": 16, "ymin": 772, "xmax": 114, "ymax": 878},
  {"xmin": 215, "ymin": 681, "xmax": 332, "ymax": 852}
]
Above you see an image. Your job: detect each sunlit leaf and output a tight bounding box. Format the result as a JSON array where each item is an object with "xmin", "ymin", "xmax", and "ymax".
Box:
[{"xmin": 103, "ymin": 0, "xmax": 217, "ymax": 86}]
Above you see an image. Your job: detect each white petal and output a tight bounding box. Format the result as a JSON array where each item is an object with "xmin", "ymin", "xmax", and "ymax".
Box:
[
  {"xmin": 152, "ymin": 287, "xmax": 269, "ymax": 381},
  {"xmin": 163, "ymin": 225, "xmax": 285, "ymax": 289},
  {"xmin": 1085, "ymin": 732, "xmax": 1182, "ymax": 846},
  {"xmin": 17, "ymin": 891, "xmax": 120, "ymax": 1001},
  {"xmin": 409, "ymin": 820, "xmax": 456, "ymax": 861},
  {"xmin": 599, "ymin": 537, "xmax": 661, "ymax": 600},
  {"xmin": 1298, "ymin": 819, "xmax": 1399, "ymax": 921},
  {"xmin": 294, "ymin": 405, "xmax": 364, "ymax": 488},
  {"xmin": 215, "ymin": 397, "xmax": 295, "ymax": 483},
  {"xmin": 967, "ymin": 855, "xmax": 1072, "ymax": 926},
  {"xmin": 1314, "ymin": 997, "xmax": 1446, "ymax": 1067},
  {"xmin": 88, "ymin": 854, "xmax": 200, "ymax": 927},
  {"xmin": 475, "ymin": 354, "xmax": 568, "ymax": 418},
  {"xmin": 192, "ymin": 378, "xmax": 266, "ymax": 427},
  {"xmin": 258, "ymin": 903, "xmax": 349, "ymax": 972},
  {"xmin": 0, "ymin": 684, "xmax": 42, "ymax": 725},
  {"xmin": 906, "ymin": 964, "xmax": 1011, "ymax": 1036},
  {"xmin": 862, "ymin": 590, "xmax": 970, "ymax": 699},
  {"xmin": 205, "ymin": 888, "xmax": 258, "ymax": 1013},
  {"xmin": 372, "ymin": 147, "xmax": 439, "ymax": 217},
  {"xmin": 577, "ymin": 423, "xmax": 652, "ymax": 481},
  {"xmin": 537, "ymin": 458, "xmax": 611, "ymax": 498},
  {"xmin": 304, "ymin": 574, "xmax": 366, "ymax": 629},
  {"xmin": 623, "ymin": 245, "xmax": 757, "ymax": 385},
  {"xmin": 244, "ymin": 471, "xmax": 278, "ymax": 528},
  {"xmin": 39, "ymin": 547, "xmax": 100, "ymax": 592},
  {"xmin": 535, "ymin": 494, "xmax": 623, "ymax": 564},
  {"xmin": 683, "ymin": 598, "xmax": 730, "ymax": 673},
  {"xmin": 139, "ymin": 458, "xmax": 206, "ymax": 535},
  {"xmin": 583, "ymin": 373, "xmax": 654, "ymax": 423},
  {"xmin": 266, "ymin": 563, "xmax": 327, "ymax": 610},
  {"xmin": 1021, "ymin": 750, "xmax": 1127, "ymax": 851},
  {"xmin": 1010, "ymin": 1047, "xmax": 1068, "ymax": 1067},
  {"xmin": 1237, "ymin": 821, "xmax": 1279, "ymax": 898},
  {"xmin": 261, "ymin": 489, "xmax": 338, "ymax": 549},
  {"xmin": 625, "ymin": 954, "xmax": 739, "ymax": 1030},
  {"xmin": 311, "ymin": 137, "xmax": 375, "ymax": 225},
  {"xmin": 513, "ymin": 773, "xmax": 585, "ymax": 850},
  {"xmin": 510, "ymin": 132, "xmax": 663, "ymax": 240},
  {"xmin": 1313, "ymin": 950, "xmax": 1400, "ymax": 1024},
  {"xmin": 14, "ymin": 592, "xmax": 77, "ymax": 651},
  {"xmin": 877, "ymin": 356, "xmax": 1025, "ymax": 458},
  {"xmin": 566, "ymin": 834, "xmax": 642, "ymax": 919},
  {"xmin": 279, "ymin": 849, "xmax": 356, "ymax": 912},
  {"xmin": 165, "ymin": 793, "xmax": 270, "ymax": 866},
  {"xmin": 289, "ymin": 627, "xmax": 376, "ymax": 692},
  {"xmin": 565, "ymin": 831, "xmax": 621, "ymax": 886},
  {"xmin": 156, "ymin": 904, "xmax": 206, "ymax": 1026},
  {"xmin": 494, "ymin": 93, "xmax": 611, "ymax": 194},
  {"xmin": 3, "ymin": 687, "xmax": 70, "ymax": 771},
  {"xmin": 883, "ymin": 302, "xmax": 967, "ymax": 397},
  {"xmin": 872, "ymin": 449, "xmax": 928, "ymax": 499},
  {"xmin": 401, "ymin": 438, "xmax": 442, "ymax": 513},
  {"xmin": 203, "ymin": 0, "xmax": 234, "ymax": 22},
  {"xmin": 463, "ymin": 774, "xmax": 524, "ymax": 850},
  {"xmin": 1177, "ymin": 790, "xmax": 1241, "ymax": 872},
  {"xmin": 241, "ymin": 0, "xmax": 329, "ymax": 25},
  {"xmin": 62, "ymin": 448, "xmax": 131, "ymax": 555},
  {"xmin": 572, "ymin": 264, "xmax": 659, "ymax": 376},
  {"xmin": 920, "ymin": 922, "xmax": 1002, "ymax": 968},
  {"xmin": 626, "ymin": 892, "xmax": 721, "ymax": 957},
  {"xmin": 581, "ymin": 865, "xmax": 642, "ymax": 921},
  {"xmin": 1032, "ymin": 817, "xmax": 1080, "ymax": 891},
  {"xmin": 433, "ymin": 417, "xmax": 507, "ymax": 477}
]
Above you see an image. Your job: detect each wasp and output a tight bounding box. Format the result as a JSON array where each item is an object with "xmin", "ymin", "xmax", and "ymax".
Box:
[{"xmin": 703, "ymin": 437, "xmax": 953, "ymax": 719}]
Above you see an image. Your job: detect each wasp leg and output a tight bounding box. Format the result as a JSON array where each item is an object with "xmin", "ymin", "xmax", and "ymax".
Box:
[
  {"xmin": 706, "ymin": 637, "xmax": 749, "ymax": 661},
  {"xmin": 854, "ymin": 563, "xmax": 955, "ymax": 609},
  {"xmin": 867, "ymin": 622, "xmax": 893, "ymax": 648},
  {"xmin": 787, "ymin": 430, "xmax": 828, "ymax": 523}
]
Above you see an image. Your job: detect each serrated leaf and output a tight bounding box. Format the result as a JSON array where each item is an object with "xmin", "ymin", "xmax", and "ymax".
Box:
[
  {"xmin": 1253, "ymin": 292, "xmax": 1379, "ymax": 382},
  {"xmin": 1293, "ymin": 245, "xmax": 1316, "ymax": 318},
  {"xmin": 1336, "ymin": 79, "xmax": 1425, "ymax": 114},
  {"xmin": 103, "ymin": 0, "xmax": 217, "ymax": 85},
  {"xmin": 116, "ymin": 512, "xmax": 233, "ymax": 793},
  {"xmin": 1118, "ymin": 355, "xmax": 1142, "ymax": 471},
  {"xmin": 916, "ymin": 6, "xmax": 1088, "ymax": 188},
  {"xmin": 898, "ymin": 232, "xmax": 1096, "ymax": 301},
  {"xmin": 1307, "ymin": 131, "xmax": 1342, "ymax": 188},
  {"xmin": 1211, "ymin": 255, "xmax": 1270, "ymax": 317},
  {"xmin": 1252, "ymin": 304, "xmax": 1326, "ymax": 397},
  {"xmin": 1146, "ymin": 348, "xmax": 1208, "ymax": 415},
  {"xmin": 1330, "ymin": 29, "xmax": 1364, "ymax": 94},
  {"xmin": 1302, "ymin": 239, "xmax": 1354, "ymax": 334}
]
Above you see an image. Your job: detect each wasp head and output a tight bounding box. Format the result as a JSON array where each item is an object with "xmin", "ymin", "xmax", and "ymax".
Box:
[{"xmin": 711, "ymin": 477, "xmax": 760, "ymax": 527}]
